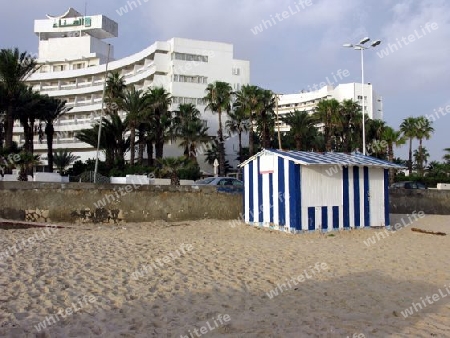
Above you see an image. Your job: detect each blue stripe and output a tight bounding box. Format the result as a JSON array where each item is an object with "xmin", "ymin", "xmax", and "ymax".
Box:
[
  {"xmin": 332, "ymin": 206, "xmax": 339, "ymax": 229},
  {"xmin": 321, "ymin": 206, "xmax": 328, "ymax": 230},
  {"xmin": 353, "ymin": 166, "xmax": 360, "ymax": 228},
  {"xmin": 257, "ymin": 158, "xmax": 263, "ymax": 223},
  {"xmin": 384, "ymin": 169, "xmax": 390, "ymax": 226},
  {"xmin": 289, "ymin": 161, "xmax": 301, "ymax": 230},
  {"xmin": 364, "ymin": 166, "xmax": 370, "ymax": 227},
  {"xmin": 277, "ymin": 157, "xmax": 285, "ymax": 226},
  {"xmin": 269, "ymin": 173, "xmax": 274, "ymax": 223},
  {"xmin": 308, "ymin": 207, "xmax": 315, "ymax": 230},
  {"xmin": 343, "ymin": 167, "xmax": 350, "ymax": 228},
  {"xmin": 248, "ymin": 161, "xmax": 254, "ymax": 223}
]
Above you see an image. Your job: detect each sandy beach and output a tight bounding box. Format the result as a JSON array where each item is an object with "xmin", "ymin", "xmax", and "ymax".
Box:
[{"xmin": 0, "ymin": 215, "xmax": 449, "ymax": 337}]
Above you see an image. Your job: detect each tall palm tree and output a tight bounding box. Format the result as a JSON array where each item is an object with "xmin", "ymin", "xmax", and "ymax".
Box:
[
  {"xmin": 339, "ymin": 99, "xmax": 363, "ymax": 152},
  {"xmin": 382, "ymin": 126, "xmax": 406, "ymax": 185},
  {"xmin": 414, "ymin": 116, "xmax": 434, "ymax": 177},
  {"xmin": 226, "ymin": 106, "xmax": 249, "ymax": 161},
  {"xmin": 53, "ymin": 149, "xmax": 80, "ymax": 174},
  {"xmin": 234, "ymin": 85, "xmax": 260, "ymax": 156},
  {"xmin": 400, "ymin": 116, "xmax": 419, "ymax": 176},
  {"xmin": 255, "ymin": 89, "xmax": 275, "ymax": 149},
  {"xmin": 313, "ymin": 98, "xmax": 341, "ymax": 152},
  {"xmin": 204, "ymin": 81, "xmax": 232, "ymax": 175},
  {"xmin": 105, "ymin": 72, "xmax": 126, "ymax": 115},
  {"xmin": 147, "ymin": 86, "xmax": 172, "ymax": 161},
  {"xmin": 281, "ymin": 110, "xmax": 315, "ymax": 150},
  {"xmin": 443, "ymin": 148, "xmax": 450, "ymax": 164},
  {"xmin": 41, "ymin": 96, "xmax": 71, "ymax": 172},
  {"xmin": 121, "ymin": 87, "xmax": 148, "ymax": 165},
  {"xmin": 365, "ymin": 119, "xmax": 386, "ymax": 158},
  {"xmin": 0, "ymin": 48, "xmax": 38, "ymax": 150},
  {"xmin": 413, "ymin": 147, "xmax": 430, "ymax": 172},
  {"xmin": 173, "ymin": 103, "xmax": 209, "ymax": 162}
]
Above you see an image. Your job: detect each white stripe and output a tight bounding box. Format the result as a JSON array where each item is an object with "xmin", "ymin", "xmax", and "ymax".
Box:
[
  {"xmin": 273, "ymin": 157, "xmax": 279, "ymax": 226},
  {"xmin": 244, "ymin": 165, "xmax": 250, "ymax": 222},
  {"xmin": 328, "ymin": 206, "xmax": 333, "ymax": 231},
  {"xmin": 262, "ymin": 173, "xmax": 270, "ymax": 224},
  {"xmin": 339, "ymin": 205, "xmax": 344, "ymax": 230},
  {"xmin": 315, "ymin": 207, "xmax": 320, "ymax": 231},
  {"xmin": 359, "ymin": 167, "xmax": 364, "ymax": 227},
  {"xmin": 284, "ymin": 159, "xmax": 290, "ymax": 229},
  {"xmin": 253, "ymin": 159, "xmax": 259, "ymax": 223},
  {"xmin": 348, "ymin": 167, "xmax": 355, "ymax": 228}
]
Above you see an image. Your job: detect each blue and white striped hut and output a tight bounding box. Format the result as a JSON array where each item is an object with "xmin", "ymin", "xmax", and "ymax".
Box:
[{"xmin": 239, "ymin": 149, "xmax": 403, "ymax": 233}]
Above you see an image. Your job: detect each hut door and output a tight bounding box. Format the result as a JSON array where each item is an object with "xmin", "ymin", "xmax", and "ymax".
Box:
[{"xmin": 368, "ymin": 168, "xmax": 385, "ymax": 227}]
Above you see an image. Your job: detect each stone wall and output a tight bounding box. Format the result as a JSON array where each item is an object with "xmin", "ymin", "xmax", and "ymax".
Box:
[
  {"xmin": 0, "ymin": 182, "xmax": 242, "ymax": 224},
  {"xmin": 389, "ymin": 189, "xmax": 450, "ymax": 215}
]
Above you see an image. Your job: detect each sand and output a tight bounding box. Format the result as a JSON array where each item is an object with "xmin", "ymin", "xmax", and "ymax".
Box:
[{"xmin": 0, "ymin": 214, "xmax": 449, "ymax": 337}]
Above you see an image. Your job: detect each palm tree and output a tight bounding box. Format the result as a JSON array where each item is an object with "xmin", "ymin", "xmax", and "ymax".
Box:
[
  {"xmin": 382, "ymin": 126, "xmax": 406, "ymax": 185},
  {"xmin": 41, "ymin": 96, "xmax": 71, "ymax": 172},
  {"xmin": 121, "ymin": 87, "xmax": 148, "ymax": 165},
  {"xmin": 281, "ymin": 110, "xmax": 315, "ymax": 150},
  {"xmin": 204, "ymin": 81, "xmax": 232, "ymax": 175},
  {"xmin": 400, "ymin": 116, "xmax": 419, "ymax": 176},
  {"xmin": 53, "ymin": 149, "xmax": 80, "ymax": 174},
  {"xmin": 366, "ymin": 119, "xmax": 386, "ymax": 158},
  {"xmin": 414, "ymin": 116, "xmax": 434, "ymax": 177},
  {"xmin": 105, "ymin": 72, "xmax": 126, "ymax": 115},
  {"xmin": 0, "ymin": 48, "xmax": 38, "ymax": 150},
  {"xmin": 255, "ymin": 89, "xmax": 275, "ymax": 149},
  {"xmin": 413, "ymin": 147, "xmax": 430, "ymax": 172},
  {"xmin": 443, "ymin": 148, "xmax": 450, "ymax": 164},
  {"xmin": 16, "ymin": 151, "xmax": 40, "ymax": 181},
  {"xmin": 158, "ymin": 156, "xmax": 187, "ymax": 186},
  {"xmin": 313, "ymin": 98, "xmax": 341, "ymax": 152},
  {"xmin": 147, "ymin": 86, "xmax": 172, "ymax": 162},
  {"xmin": 339, "ymin": 99, "xmax": 363, "ymax": 152},
  {"xmin": 234, "ymin": 85, "xmax": 260, "ymax": 156},
  {"xmin": 226, "ymin": 106, "xmax": 249, "ymax": 161},
  {"xmin": 173, "ymin": 103, "xmax": 209, "ymax": 162},
  {"xmin": 76, "ymin": 114, "xmax": 129, "ymax": 169}
]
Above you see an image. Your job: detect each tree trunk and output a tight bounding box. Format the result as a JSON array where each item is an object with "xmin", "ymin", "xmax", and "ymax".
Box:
[
  {"xmin": 129, "ymin": 124, "xmax": 136, "ymax": 165},
  {"xmin": 388, "ymin": 144, "xmax": 394, "ymax": 186},
  {"xmin": 408, "ymin": 138, "xmax": 413, "ymax": 176},
  {"xmin": 238, "ymin": 132, "xmax": 242, "ymax": 162},
  {"xmin": 217, "ymin": 110, "xmax": 226, "ymax": 176},
  {"xmin": 146, "ymin": 139, "xmax": 154, "ymax": 167},
  {"xmin": 138, "ymin": 126, "xmax": 145, "ymax": 165},
  {"xmin": 4, "ymin": 104, "xmax": 14, "ymax": 151},
  {"xmin": 418, "ymin": 139, "xmax": 423, "ymax": 177},
  {"xmin": 248, "ymin": 114, "xmax": 254, "ymax": 156},
  {"xmin": 295, "ymin": 135, "xmax": 302, "ymax": 150},
  {"xmin": 46, "ymin": 124, "xmax": 54, "ymax": 172}
]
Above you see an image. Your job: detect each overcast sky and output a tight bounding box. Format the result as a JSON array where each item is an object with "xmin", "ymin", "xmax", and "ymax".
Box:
[{"xmin": 1, "ymin": 0, "xmax": 449, "ymax": 161}]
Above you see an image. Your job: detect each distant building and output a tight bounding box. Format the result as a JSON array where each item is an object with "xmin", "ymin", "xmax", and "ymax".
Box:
[
  {"xmin": 18, "ymin": 8, "xmax": 250, "ymax": 171},
  {"xmin": 276, "ymin": 83, "xmax": 383, "ymax": 132}
]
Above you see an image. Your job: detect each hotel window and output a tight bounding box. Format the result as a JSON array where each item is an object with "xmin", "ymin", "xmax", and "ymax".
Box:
[
  {"xmin": 73, "ymin": 63, "xmax": 85, "ymax": 70},
  {"xmin": 232, "ymin": 68, "xmax": 240, "ymax": 76},
  {"xmin": 173, "ymin": 52, "xmax": 209, "ymax": 63},
  {"xmin": 53, "ymin": 64, "xmax": 66, "ymax": 72}
]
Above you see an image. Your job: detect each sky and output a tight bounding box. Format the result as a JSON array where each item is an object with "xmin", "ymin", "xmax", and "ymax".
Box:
[{"xmin": 1, "ymin": 0, "xmax": 449, "ymax": 162}]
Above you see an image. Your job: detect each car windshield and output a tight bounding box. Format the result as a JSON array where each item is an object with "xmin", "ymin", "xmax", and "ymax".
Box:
[{"xmin": 196, "ymin": 178, "xmax": 215, "ymax": 184}]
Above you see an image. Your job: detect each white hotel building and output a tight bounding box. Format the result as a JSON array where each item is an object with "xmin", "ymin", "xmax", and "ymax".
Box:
[
  {"xmin": 277, "ymin": 83, "xmax": 383, "ymax": 132},
  {"xmin": 17, "ymin": 8, "xmax": 250, "ymax": 171}
]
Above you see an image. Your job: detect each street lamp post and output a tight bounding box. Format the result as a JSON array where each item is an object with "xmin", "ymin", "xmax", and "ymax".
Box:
[{"xmin": 343, "ymin": 37, "xmax": 381, "ymax": 155}]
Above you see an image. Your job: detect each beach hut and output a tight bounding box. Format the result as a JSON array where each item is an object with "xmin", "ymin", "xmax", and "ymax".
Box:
[{"xmin": 239, "ymin": 149, "xmax": 403, "ymax": 233}]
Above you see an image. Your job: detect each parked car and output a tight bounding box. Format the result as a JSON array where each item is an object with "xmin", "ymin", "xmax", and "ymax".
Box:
[
  {"xmin": 390, "ymin": 181, "xmax": 427, "ymax": 189},
  {"xmin": 194, "ymin": 177, "xmax": 243, "ymax": 193}
]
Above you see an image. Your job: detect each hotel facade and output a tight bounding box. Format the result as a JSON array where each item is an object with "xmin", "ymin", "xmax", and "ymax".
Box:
[
  {"xmin": 276, "ymin": 83, "xmax": 383, "ymax": 132},
  {"xmin": 17, "ymin": 8, "xmax": 250, "ymax": 171}
]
